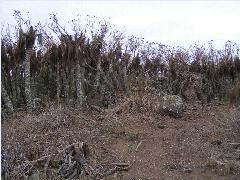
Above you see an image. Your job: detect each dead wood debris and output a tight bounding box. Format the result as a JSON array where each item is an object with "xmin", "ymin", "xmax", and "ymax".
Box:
[{"xmin": 29, "ymin": 142, "xmax": 131, "ymax": 179}]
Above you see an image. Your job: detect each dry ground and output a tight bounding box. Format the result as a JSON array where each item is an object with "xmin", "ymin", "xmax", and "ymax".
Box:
[{"xmin": 2, "ymin": 99, "xmax": 240, "ymax": 179}]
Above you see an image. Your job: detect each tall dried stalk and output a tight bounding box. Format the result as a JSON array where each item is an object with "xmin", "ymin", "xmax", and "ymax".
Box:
[{"xmin": 24, "ymin": 49, "xmax": 33, "ymax": 112}]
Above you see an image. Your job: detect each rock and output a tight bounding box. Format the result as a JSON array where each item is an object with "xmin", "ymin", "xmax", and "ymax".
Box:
[
  {"xmin": 157, "ymin": 124, "xmax": 166, "ymax": 129},
  {"xmin": 183, "ymin": 167, "xmax": 193, "ymax": 173},
  {"xmin": 228, "ymin": 143, "xmax": 240, "ymax": 149},
  {"xmin": 160, "ymin": 95, "xmax": 184, "ymax": 118},
  {"xmin": 211, "ymin": 140, "xmax": 222, "ymax": 146}
]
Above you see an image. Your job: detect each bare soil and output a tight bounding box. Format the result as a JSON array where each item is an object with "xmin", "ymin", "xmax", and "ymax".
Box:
[{"xmin": 2, "ymin": 100, "xmax": 240, "ymax": 179}]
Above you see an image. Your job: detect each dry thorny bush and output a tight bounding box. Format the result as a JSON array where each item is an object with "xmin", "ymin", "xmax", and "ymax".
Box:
[{"xmin": 1, "ymin": 11, "xmax": 240, "ymax": 114}]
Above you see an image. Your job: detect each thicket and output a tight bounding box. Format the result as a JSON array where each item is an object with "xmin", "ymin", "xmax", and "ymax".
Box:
[{"xmin": 1, "ymin": 11, "xmax": 240, "ymax": 114}]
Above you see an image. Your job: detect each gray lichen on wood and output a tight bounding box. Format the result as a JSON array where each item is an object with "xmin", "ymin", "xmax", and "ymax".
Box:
[
  {"xmin": 76, "ymin": 62, "xmax": 85, "ymax": 106},
  {"xmin": 1, "ymin": 83, "xmax": 14, "ymax": 113},
  {"xmin": 24, "ymin": 49, "xmax": 33, "ymax": 112}
]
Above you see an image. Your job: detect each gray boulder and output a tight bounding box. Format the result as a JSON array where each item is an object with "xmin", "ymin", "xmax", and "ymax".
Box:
[{"xmin": 160, "ymin": 95, "xmax": 184, "ymax": 118}]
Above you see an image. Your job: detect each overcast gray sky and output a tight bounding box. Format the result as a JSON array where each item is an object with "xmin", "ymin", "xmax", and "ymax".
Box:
[{"xmin": 1, "ymin": 0, "xmax": 239, "ymax": 48}]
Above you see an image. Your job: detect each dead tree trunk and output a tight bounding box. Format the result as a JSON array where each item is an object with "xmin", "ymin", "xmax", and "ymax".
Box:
[
  {"xmin": 56, "ymin": 62, "xmax": 61, "ymax": 106},
  {"xmin": 76, "ymin": 62, "xmax": 85, "ymax": 106},
  {"xmin": 109, "ymin": 60, "xmax": 120, "ymax": 90},
  {"xmin": 122, "ymin": 62, "xmax": 130, "ymax": 96},
  {"xmin": 69, "ymin": 63, "xmax": 75, "ymax": 100},
  {"xmin": 12, "ymin": 66, "xmax": 20, "ymax": 107},
  {"xmin": 63, "ymin": 66, "xmax": 69, "ymax": 104},
  {"xmin": 24, "ymin": 49, "xmax": 33, "ymax": 112},
  {"xmin": 95, "ymin": 57, "xmax": 102, "ymax": 89},
  {"xmin": 1, "ymin": 82, "xmax": 14, "ymax": 113}
]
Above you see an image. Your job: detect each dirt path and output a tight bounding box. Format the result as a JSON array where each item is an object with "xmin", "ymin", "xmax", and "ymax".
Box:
[{"xmin": 103, "ymin": 103, "xmax": 240, "ymax": 179}]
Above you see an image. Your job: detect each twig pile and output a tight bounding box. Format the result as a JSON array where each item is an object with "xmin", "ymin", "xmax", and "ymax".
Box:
[{"xmin": 28, "ymin": 142, "xmax": 131, "ymax": 179}]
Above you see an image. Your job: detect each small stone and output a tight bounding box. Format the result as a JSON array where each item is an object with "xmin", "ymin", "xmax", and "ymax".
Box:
[
  {"xmin": 183, "ymin": 167, "xmax": 192, "ymax": 173},
  {"xmin": 157, "ymin": 124, "xmax": 166, "ymax": 129},
  {"xmin": 229, "ymin": 143, "xmax": 240, "ymax": 149},
  {"xmin": 211, "ymin": 140, "xmax": 222, "ymax": 146}
]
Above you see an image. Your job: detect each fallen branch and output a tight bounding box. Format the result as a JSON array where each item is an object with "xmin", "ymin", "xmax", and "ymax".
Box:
[
  {"xmin": 106, "ymin": 98, "xmax": 132, "ymax": 115},
  {"xmin": 30, "ymin": 155, "xmax": 51, "ymax": 166},
  {"xmin": 29, "ymin": 142, "xmax": 131, "ymax": 179},
  {"xmin": 44, "ymin": 156, "xmax": 51, "ymax": 179},
  {"xmin": 109, "ymin": 162, "xmax": 131, "ymax": 167},
  {"xmin": 90, "ymin": 105, "xmax": 105, "ymax": 113},
  {"xmin": 58, "ymin": 142, "xmax": 84, "ymax": 154},
  {"xmin": 99, "ymin": 162, "xmax": 131, "ymax": 178},
  {"xmin": 30, "ymin": 142, "xmax": 84, "ymax": 166},
  {"xmin": 135, "ymin": 140, "xmax": 144, "ymax": 151}
]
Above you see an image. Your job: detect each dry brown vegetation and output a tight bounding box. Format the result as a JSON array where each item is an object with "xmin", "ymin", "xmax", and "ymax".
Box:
[
  {"xmin": 1, "ymin": 11, "xmax": 240, "ymax": 179},
  {"xmin": 2, "ymin": 99, "xmax": 240, "ymax": 179}
]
